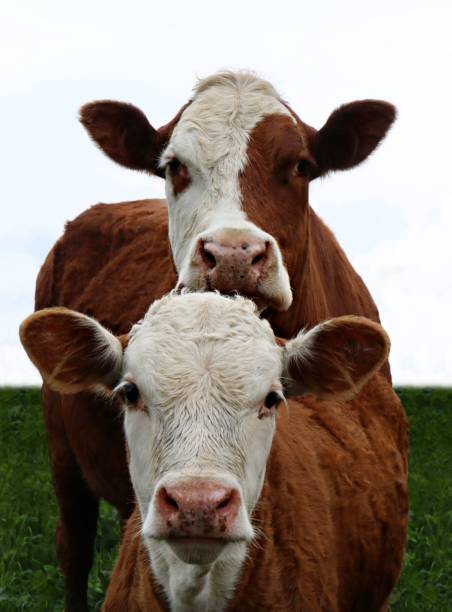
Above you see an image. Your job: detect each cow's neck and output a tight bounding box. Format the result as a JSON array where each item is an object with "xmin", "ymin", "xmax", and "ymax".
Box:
[
  {"xmin": 270, "ymin": 206, "xmax": 380, "ymax": 339},
  {"xmin": 147, "ymin": 540, "xmax": 247, "ymax": 612}
]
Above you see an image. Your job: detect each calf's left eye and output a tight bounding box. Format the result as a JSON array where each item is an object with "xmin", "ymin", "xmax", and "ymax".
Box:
[
  {"xmin": 258, "ymin": 390, "xmax": 284, "ymax": 419},
  {"xmin": 265, "ymin": 390, "xmax": 282, "ymax": 409}
]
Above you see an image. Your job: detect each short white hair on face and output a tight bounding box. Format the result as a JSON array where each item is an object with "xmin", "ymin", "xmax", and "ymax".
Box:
[
  {"xmin": 126, "ymin": 292, "xmax": 280, "ymax": 412},
  {"xmin": 161, "ymin": 70, "xmax": 293, "ymax": 172}
]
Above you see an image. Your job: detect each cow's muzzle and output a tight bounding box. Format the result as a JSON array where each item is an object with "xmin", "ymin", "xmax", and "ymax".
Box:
[{"xmin": 179, "ymin": 227, "xmax": 292, "ymax": 311}]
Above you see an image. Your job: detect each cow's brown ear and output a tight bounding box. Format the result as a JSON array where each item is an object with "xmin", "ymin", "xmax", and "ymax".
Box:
[
  {"xmin": 80, "ymin": 100, "xmax": 166, "ymax": 175},
  {"xmin": 310, "ymin": 100, "xmax": 396, "ymax": 176},
  {"xmin": 282, "ymin": 316, "xmax": 389, "ymax": 401},
  {"xmin": 19, "ymin": 308, "xmax": 123, "ymax": 394}
]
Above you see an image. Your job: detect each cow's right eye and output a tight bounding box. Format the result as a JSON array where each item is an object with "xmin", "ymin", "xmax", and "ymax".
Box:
[
  {"xmin": 167, "ymin": 158, "xmax": 182, "ymax": 174},
  {"xmin": 121, "ymin": 382, "xmax": 140, "ymax": 404}
]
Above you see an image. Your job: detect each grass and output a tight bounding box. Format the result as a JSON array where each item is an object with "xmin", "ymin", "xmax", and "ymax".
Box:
[
  {"xmin": 389, "ymin": 388, "xmax": 452, "ymax": 611},
  {"xmin": 0, "ymin": 387, "xmax": 451, "ymax": 610},
  {"xmin": 0, "ymin": 388, "xmax": 119, "ymax": 611}
]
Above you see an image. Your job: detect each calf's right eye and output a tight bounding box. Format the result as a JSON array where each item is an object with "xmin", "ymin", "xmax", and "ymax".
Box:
[{"xmin": 121, "ymin": 382, "xmax": 140, "ymax": 405}]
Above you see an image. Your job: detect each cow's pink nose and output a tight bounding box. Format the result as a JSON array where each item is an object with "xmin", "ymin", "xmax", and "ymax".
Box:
[
  {"xmin": 197, "ymin": 238, "xmax": 272, "ymax": 294},
  {"xmin": 201, "ymin": 239, "xmax": 268, "ymax": 269},
  {"xmin": 156, "ymin": 480, "xmax": 239, "ymax": 537}
]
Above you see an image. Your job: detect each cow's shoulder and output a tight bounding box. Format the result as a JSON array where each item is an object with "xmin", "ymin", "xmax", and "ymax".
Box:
[
  {"xmin": 35, "ymin": 199, "xmax": 176, "ymax": 332},
  {"xmin": 62, "ymin": 198, "xmax": 168, "ymax": 249}
]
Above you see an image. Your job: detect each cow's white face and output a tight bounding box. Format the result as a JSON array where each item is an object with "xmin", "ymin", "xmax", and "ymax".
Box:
[
  {"xmin": 120, "ymin": 292, "xmax": 282, "ymax": 565},
  {"xmin": 159, "ymin": 75, "xmax": 294, "ymax": 311},
  {"xmin": 81, "ymin": 71, "xmax": 397, "ymax": 319}
]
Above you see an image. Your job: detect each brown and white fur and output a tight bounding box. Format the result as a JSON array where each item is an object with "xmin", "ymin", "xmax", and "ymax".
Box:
[{"xmin": 32, "ymin": 71, "xmax": 405, "ymax": 610}]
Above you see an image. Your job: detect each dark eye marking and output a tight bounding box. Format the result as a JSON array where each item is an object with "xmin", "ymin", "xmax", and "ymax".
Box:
[
  {"xmin": 166, "ymin": 158, "xmax": 191, "ymax": 197},
  {"xmin": 167, "ymin": 158, "xmax": 182, "ymax": 174}
]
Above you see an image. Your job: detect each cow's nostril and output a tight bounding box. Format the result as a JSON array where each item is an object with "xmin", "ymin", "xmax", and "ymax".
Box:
[
  {"xmin": 251, "ymin": 241, "xmax": 269, "ymax": 266},
  {"xmin": 251, "ymin": 253, "xmax": 265, "ymax": 265},
  {"xmin": 201, "ymin": 242, "xmax": 217, "ymax": 269}
]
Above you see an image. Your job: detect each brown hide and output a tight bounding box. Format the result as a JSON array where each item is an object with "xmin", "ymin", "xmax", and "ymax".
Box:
[
  {"xmin": 241, "ymin": 114, "xmax": 382, "ymax": 341},
  {"xmin": 103, "ymin": 376, "xmax": 407, "ymax": 611},
  {"xmin": 35, "ymin": 200, "xmax": 177, "ymax": 608},
  {"xmin": 36, "ymin": 201, "xmax": 406, "ymax": 608},
  {"xmin": 37, "ymin": 200, "xmax": 176, "ymax": 332}
]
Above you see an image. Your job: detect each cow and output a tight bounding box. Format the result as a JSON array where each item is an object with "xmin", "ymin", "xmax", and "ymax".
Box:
[
  {"xmin": 20, "ymin": 292, "xmax": 407, "ymax": 611},
  {"xmin": 32, "ymin": 71, "xmax": 407, "ymax": 609}
]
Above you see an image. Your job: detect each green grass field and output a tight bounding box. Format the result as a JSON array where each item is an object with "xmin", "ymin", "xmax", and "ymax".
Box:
[{"xmin": 0, "ymin": 387, "xmax": 451, "ymax": 611}]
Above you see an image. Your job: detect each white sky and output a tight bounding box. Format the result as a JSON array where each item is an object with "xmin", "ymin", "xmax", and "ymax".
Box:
[{"xmin": 1, "ymin": 0, "xmax": 451, "ymax": 385}]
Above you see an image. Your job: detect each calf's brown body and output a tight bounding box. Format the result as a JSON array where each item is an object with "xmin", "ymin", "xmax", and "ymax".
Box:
[{"xmin": 102, "ymin": 377, "xmax": 406, "ymax": 611}]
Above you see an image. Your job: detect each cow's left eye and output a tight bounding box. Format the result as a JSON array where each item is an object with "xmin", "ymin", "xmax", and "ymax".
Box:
[
  {"xmin": 295, "ymin": 159, "xmax": 312, "ymax": 177},
  {"xmin": 264, "ymin": 390, "xmax": 283, "ymax": 409}
]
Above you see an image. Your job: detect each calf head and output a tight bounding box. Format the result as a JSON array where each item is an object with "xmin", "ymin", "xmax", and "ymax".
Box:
[
  {"xmin": 20, "ymin": 293, "xmax": 389, "ymax": 566},
  {"xmin": 80, "ymin": 72, "xmax": 396, "ymax": 311}
]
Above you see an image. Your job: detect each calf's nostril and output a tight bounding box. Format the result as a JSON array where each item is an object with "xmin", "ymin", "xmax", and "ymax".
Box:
[
  {"xmin": 215, "ymin": 490, "xmax": 234, "ymax": 511},
  {"xmin": 161, "ymin": 488, "xmax": 179, "ymax": 511},
  {"xmin": 217, "ymin": 497, "xmax": 230, "ymax": 510}
]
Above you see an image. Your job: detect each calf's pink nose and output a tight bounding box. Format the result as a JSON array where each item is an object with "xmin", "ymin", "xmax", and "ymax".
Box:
[{"xmin": 156, "ymin": 480, "xmax": 239, "ymax": 536}]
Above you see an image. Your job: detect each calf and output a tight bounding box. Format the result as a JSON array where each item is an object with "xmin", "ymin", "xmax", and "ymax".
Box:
[{"xmin": 21, "ymin": 293, "xmax": 407, "ymax": 611}]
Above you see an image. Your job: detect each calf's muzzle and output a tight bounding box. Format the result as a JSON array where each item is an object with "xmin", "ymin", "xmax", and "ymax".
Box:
[{"xmin": 156, "ymin": 480, "xmax": 240, "ymax": 538}]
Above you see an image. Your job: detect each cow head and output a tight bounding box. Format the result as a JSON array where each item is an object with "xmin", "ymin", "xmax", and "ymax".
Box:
[
  {"xmin": 20, "ymin": 293, "xmax": 389, "ymax": 566},
  {"xmin": 80, "ymin": 72, "xmax": 396, "ymax": 312}
]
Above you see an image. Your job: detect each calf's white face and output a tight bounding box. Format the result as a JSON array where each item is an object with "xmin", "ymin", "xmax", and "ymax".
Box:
[
  {"xmin": 121, "ymin": 293, "xmax": 282, "ymax": 564},
  {"xmin": 20, "ymin": 292, "xmax": 390, "ymax": 573}
]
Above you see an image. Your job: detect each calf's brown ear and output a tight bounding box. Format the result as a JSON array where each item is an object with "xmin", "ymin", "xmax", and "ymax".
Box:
[
  {"xmin": 310, "ymin": 100, "xmax": 396, "ymax": 177},
  {"xmin": 80, "ymin": 100, "xmax": 166, "ymax": 175},
  {"xmin": 283, "ymin": 315, "xmax": 389, "ymax": 401},
  {"xmin": 19, "ymin": 308, "xmax": 123, "ymax": 394}
]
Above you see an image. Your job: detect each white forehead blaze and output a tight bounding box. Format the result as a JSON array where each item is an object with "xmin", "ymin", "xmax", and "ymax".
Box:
[{"xmin": 162, "ymin": 72, "xmax": 293, "ymax": 173}]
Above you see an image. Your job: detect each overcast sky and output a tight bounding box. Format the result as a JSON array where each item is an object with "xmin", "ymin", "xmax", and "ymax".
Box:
[{"xmin": 1, "ymin": 0, "xmax": 451, "ymax": 385}]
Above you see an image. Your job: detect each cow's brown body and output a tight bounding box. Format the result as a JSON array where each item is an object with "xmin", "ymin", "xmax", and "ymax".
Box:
[
  {"xmin": 102, "ymin": 377, "xmax": 406, "ymax": 612},
  {"xmin": 36, "ymin": 197, "xmax": 407, "ymax": 611},
  {"xmin": 37, "ymin": 198, "xmax": 381, "ymax": 342},
  {"xmin": 37, "ymin": 201, "xmax": 175, "ymax": 608}
]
